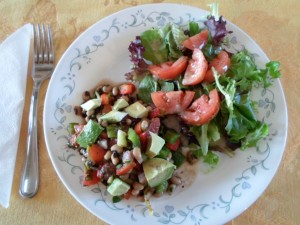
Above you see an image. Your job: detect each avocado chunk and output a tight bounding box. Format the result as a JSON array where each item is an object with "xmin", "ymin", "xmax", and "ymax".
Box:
[
  {"xmin": 143, "ymin": 158, "xmax": 176, "ymax": 187},
  {"xmin": 99, "ymin": 110, "xmax": 127, "ymax": 123},
  {"xmin": 80, "ymin": 99, "xmax": 101, "ymax": 111},
  {"xmin": 112, "ymin": 98, "xmax": 129, "ymax": 110},
  {"xmin": 125, "ymin": 102, "xmax": 149, "ymax": 118},
  {"xmin": 146, "ymin": 132, "xmax": 165, "ymax": 158},
  {"xmin": 117, "ymin": 130, "xmax": 127, "ymax": 147},
  {"xmin": 107, "ymin": 178, "xmax": 130, "ymax": 196},
  {"xmin": 75, "ymin": 120, "xmax": 104, "ymax": 148}
]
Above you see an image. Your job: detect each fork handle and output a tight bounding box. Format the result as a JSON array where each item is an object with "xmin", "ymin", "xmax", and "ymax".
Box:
[{"xmin": 19, "ymin": 81, "xmax": 41, "ymax": 198}]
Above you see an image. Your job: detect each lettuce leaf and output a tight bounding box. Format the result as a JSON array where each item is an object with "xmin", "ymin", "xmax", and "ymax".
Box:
[{"xmin": 140, "ymin": 24, "xmax": 187, "ymax": 64}]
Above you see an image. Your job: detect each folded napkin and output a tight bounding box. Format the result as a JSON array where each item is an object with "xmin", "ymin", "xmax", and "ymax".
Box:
[{"xmin": 0, "ymin": 24, "xmax": 33, "ymax": 208}]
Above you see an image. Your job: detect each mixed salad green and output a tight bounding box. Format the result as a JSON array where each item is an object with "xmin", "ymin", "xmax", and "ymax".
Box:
[{"xmin": 68, "ymin": 3, "xmax": 281, "ymax": 205}]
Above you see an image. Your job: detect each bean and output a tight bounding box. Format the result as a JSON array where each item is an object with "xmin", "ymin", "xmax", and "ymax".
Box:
[
  {"xmin": 140, "ymin": 119, "xmax": 149, "ymax": 131},
  {"xmin": 131, "ymin": 189, "xmax": 140, "ymax": 196},
  {"xmin": 132, "ymin": 147, "xmax": 143, "ymax": 164},
  {"xmin": 74, "ymin": 106, "xmax": 82, "ymax": 116},
  {"xmin": 107, "ymin": 176, "xmax": 114, "ymax": 184},
  {"xmin": 111, "ymin": 157, "xmax": 119, "ymax": 165},
  {"xmin": 102, "ymin": 85, "xmax": 112, "ymax": 93},
  {"xmin": 138, "ymin": 172, "xmax": 146, "ymax": 184},
  {"xmin": 112, "ymin": 86, "xmax": 119, "ymax": 96},
  {"xmin": 111, "ymin": 151, "xmax": 120, "ymax": 165},
  {"xmin": 125, "ymin": 118, "xmax": 132, "ymax": 126},
  {"xmin": 133, "ymin": 182, "xmax": 144, "ymax": 191},
  {"xmin": 111, "ymin": 144, "xmax": 123, "ymax": 154},
  {"xmin": 82, "ymin": 91, "xmax": 90, "ymax": 101},
  {"xmin": 101, "ymin": 120, "xmax": 108, "ymax": 127},
  {"xmin": 104, "ymin": 150, "xmax": 112, "ymax": 160},
  {"xmin": 170, "ymin": 175, "xmax": 182, "ymax": 185}
]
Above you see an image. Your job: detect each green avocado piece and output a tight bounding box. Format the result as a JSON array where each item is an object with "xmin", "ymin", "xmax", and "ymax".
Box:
[
  {"xmin": 107, "ymin": 178, "xmax": 130, "ymax": 196},
  {"xmin": 146, "ymin": 132, "xmax": 165, "ymax": 158},
  {"xmin": 117, "ymin": 130, "xmax": 127, "ymax": 147},
  {"xmin": 125, "ymin": 102, "xmax": 149, "ymax": 118},
  {"xmin": 143, "ymin": 158, "xmax": 176, "ymax": 187},
  {"xmin": 80, "ymin": 99, "xmax": 101, "ymax": 111},
  {"xmin": 99, "ymin": 110, "xmax": 127, "ymax": 123},
  {"xmin": 112, "ymin": 98, "xmax": 129, "ymax": 110},
  {"xmin": 75, "ymin": 120, "xmax": 104, "ymax": 148}
]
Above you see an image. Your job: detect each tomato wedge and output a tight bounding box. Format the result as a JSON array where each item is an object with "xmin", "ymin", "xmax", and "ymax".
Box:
[
  {"xmin": 182, "ymin": 49, "xmax": 208, "ymax": 86},
  {"xmin": 151, "ymin": 91, "xmax": 195, "ymax": 115},
  {"xmin": 116, "ymin": 162, "xmax": 136, "ymax": 175},
  {"xmin": 119, "ymin": 83, "xmax": 135, "ymax": 95},
  {"xmin": 87, "ymin": 144, "xmax": 106, "ymax": 164},
  {"xmin": 204, "ymin": 51, "xmax": 231, "ymax": 82},
  {"xmin": 166, "ymin": 139, "xmax": 181, "ymax": 151},
  {"xmin": 180, "ymin": 89, "xmax": 220, "ymax": 125},
  {"xmin": 83, "ymin": 170, "xmax": 100, "ymax": 186},
  {"xmin": 182, "ymin": 29, "xmax": 209, "ymax": 50},
  {"xmin": 148, "ymin": 56, "xmax": 188, "ymax": 80}
]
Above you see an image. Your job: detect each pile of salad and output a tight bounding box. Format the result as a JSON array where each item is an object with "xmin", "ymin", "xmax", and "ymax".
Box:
[{"xmin": 68, "ymin": 4, "xmax": 281, "ymax": 205}]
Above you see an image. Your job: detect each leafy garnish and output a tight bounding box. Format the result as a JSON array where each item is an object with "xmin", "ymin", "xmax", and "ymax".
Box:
[
  {"xmin": 227, "ymin": 50, "xmax": 282, "ymax": 91},
  {"xmin": 204, "ymin": 16, "xmax": 232, "ymax": 45},
  {"xmin": 128, "ymin": 36, "xmax": 147, "ymax": 69},
  {"xmin": 137, "ymin": 74, "xmax": 158, "ymax": 103}
]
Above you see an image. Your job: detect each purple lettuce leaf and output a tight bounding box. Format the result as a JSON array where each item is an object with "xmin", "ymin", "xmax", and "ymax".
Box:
[{"xmin": 204, "ymin": 16, "xmax": 232, "ymax": 45}]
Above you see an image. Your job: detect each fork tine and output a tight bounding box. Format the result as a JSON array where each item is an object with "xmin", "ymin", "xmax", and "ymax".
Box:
[
  {"xmin": 35, "ymin": 24, "xmax": 43, "ymax": 64},
  {"xmin": 33, "ymin": 24, "xmax": 54, "ymax": 64},
  {"xmin": 41, "ymin": 24, "xmax": 49, "ymax": 64},
  {"xmin": 33, "ymin": 25, "xmax": 38, "ymax": 64},
  {"xmin": 47, "ymin": 25, "xmax": 54, "ymax": 64}
]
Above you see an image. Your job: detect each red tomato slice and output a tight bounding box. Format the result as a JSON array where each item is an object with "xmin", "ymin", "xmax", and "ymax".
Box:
[
  {"xmin": 149, "ymin": 107, "xmax": 160, "ymax": 118},
  {"xmin": 119, "ymin": 83, "xmax": 135, "ymax": 95},
  {"xmin": 87, "ymin": 144, "xmax": 106, "ymax": 164},
  {"xmin": 100, "ymin": 93, "xmax": 110, "ymax": 105},
  {"xmin": 166, "ymin": 139, "xmax": 181, "ymax": 151},
  {"xmin": 180, "ymin": 89, "xmax": 220, "ymax": 125},
  {"xmin": 148, "ymin": 56, "xmax": 188, "ymax": 80},
  {"xmin": 123, "ymin": 189, "xmax": 132, "ymax": 200},
  {"xmin": 134, "ymin": 121, "xmax": 143, "ymax": 135},
  {"xmin": 151, "ymin": 91, "xmax": 195, "ymax": 115},
  {"xmin": 83, "ymin": 170, "xmax": 100, "ymax": 186},
  {"xmin": 182, "ymin": 29, "xmax": 209, "ymax": 50},
  {"xmin": 182, "ymin": 49, "xmax": 208, "ymax": 86},
  {"xmin": 204, "ymin": 51, "xmax": 231, "ymax": 82},
  {"xmin": 139, "ymin": 132, "xmax": 148, "ymax": 151},
  {"xmin": 116, "ymin": 162, "xmax": 136, "ymax": 175}
]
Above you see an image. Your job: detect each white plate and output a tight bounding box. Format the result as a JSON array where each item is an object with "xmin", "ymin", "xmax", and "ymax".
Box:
[{"xmin": 43, "ymin": 3, "xmax": 288, "ymax": 225}]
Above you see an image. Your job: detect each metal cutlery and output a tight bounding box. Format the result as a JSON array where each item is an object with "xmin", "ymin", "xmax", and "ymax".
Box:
[{"xmin": 19, "ymin": 24, "xmax": 54, "ymax": 198}]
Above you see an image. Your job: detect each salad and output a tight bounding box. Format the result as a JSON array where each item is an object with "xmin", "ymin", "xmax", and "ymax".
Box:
[{"xmin": 68, "ymin": 3, "xmax": 281, "ymax": 206}]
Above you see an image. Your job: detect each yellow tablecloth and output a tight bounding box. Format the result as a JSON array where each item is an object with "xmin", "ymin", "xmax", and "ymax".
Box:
[{"xmin": 0, "ymin": 0, "xmax": 299, "ymax": 224}]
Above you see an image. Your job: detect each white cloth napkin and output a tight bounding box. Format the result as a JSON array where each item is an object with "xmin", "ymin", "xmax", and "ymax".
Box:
[{"xmin": 0, "ymin": 24, "xmax": 33, "ymax": 208}]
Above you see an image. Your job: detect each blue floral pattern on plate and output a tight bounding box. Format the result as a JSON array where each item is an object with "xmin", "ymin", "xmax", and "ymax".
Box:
[{"xmin": 43, "ymin": 4, "xmax": 287, "ymax": 225}]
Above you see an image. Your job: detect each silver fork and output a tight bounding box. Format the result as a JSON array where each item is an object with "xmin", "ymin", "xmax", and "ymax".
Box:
[{"xmin": 19, "ymin": 24, "xmax": 54, "ymax": 198}]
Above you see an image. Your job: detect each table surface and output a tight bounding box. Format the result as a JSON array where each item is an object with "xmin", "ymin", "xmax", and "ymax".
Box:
[{"xmin": 0, "ymin": 0, "xmax": 299, "ymax": 225}]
